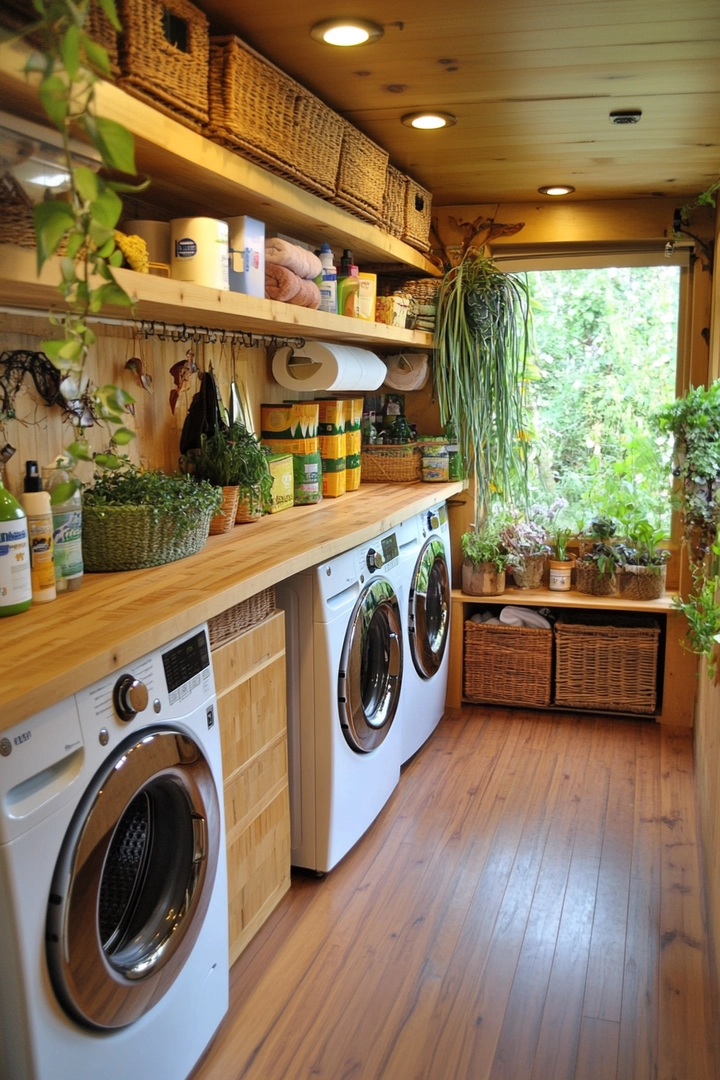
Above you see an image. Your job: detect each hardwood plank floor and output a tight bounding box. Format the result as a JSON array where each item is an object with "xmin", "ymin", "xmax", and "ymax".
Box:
[{"xmin": 191, "ymin": 708, "xmax": 719, "ymax": 1080}]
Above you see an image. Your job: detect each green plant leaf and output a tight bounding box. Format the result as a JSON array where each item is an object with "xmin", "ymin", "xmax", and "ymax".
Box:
[
  {"xmin": 90, "ymin": 186, "xmax": 123, "ymax": 228},
  {"xmin": 50, "ymin": 480, "xmax": 79, "ymax": 504},
  {"xmin": 83, "ymin": 114, "xmax": 136, "ymax": 174},
  {"xmin": 73, "ymin": 165, "xmax": 100, "ymax": 202},
  {"xmin": 83, "ymin": 36, "xmax": 111, "ymax": 77},
  {"xmin": 60, "ymin": 22, "xmax": 80, "ymax": 80},
  {"xmin": 93, "ymin": 453, "xmax": 123, "ymax": 469},
  {"xmin": 112, "ymin": 427, "xmax": 135, "ymax": 445},
  {"xmin": 67, "ymin": 440, "xmax": 93, "ymax": 462},
  {"xmin": 38, "ymin": 74, "xmax": 69, "ymax": 130},
  {"xmin": 57, "ymin": 339, "xmax": 83, "ymax": 362},
  {"xmin": 33, "ymin": 199, "xmax": 75, "ymax": 269},
  {"xmin": 97, "ymin": 0, "xmax": 122, "ymax": 32},
  {"xmin": 89, "ymin": 281, "xmax": 133, "ymax": 311}
]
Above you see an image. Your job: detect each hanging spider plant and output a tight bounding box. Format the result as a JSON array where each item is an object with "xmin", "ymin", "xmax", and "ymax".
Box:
[{"xmin": 434, "ymin": 249, "xmax": 531, "ymax": 516}]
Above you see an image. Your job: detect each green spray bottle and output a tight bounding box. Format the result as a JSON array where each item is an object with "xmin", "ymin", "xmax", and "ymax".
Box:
[{"xmin": 0, "ymin": 445, "xmax": 32, "ymax": 617}]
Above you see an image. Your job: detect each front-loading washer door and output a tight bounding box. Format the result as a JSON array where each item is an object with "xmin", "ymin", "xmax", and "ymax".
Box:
[
  {"xmin": 339, "ymin": 578, "xmax": 403, "ymax": 753},
  {"xmin": 409, "ymin": 538, "xmax": 450, "ymax": 679},
  {"xmin": 46, "ymin": 724, "xmax": 221, "ymax": 1031}
]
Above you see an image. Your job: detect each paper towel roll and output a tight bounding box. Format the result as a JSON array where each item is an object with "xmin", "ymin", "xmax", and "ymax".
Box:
[
  {"xmin": 170, "ymin": 217, "xmax": 229, "ymax": 290},
  {"xmin": 123, "ymin": 220, "xmax": 171, "ymax": 266},
  {"xmin": 272, "ymin": 342, "xmax": 386, "ymax": 392},
  {"xmin": 383, "ymin": 352, "xmax": 430, "ymax": 391}
]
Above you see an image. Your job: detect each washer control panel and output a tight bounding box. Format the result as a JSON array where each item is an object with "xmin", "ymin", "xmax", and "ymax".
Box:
[{"xmin": 364, "ymin": 532, "xmax": 399, "ymax": 575}]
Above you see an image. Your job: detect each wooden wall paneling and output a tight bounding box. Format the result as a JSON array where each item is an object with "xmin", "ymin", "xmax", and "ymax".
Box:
[{"xmin": 212, "ymin": 610, "xmax": 291, "ymax": 965}]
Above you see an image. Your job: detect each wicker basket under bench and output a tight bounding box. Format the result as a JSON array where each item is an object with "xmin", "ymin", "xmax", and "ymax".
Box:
[{"xmin": 463, "ymin": 620, "xmax": 553, "ymax": 707}]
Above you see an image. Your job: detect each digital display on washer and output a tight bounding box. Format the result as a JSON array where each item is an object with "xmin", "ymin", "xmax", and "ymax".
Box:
[
  {"xmin": 162, "ymin": 630, "xmax": 210, "ymax": 693},
  {"xmin": 381, "ymin": 533, "xmax": 399, "ymax": 563}
]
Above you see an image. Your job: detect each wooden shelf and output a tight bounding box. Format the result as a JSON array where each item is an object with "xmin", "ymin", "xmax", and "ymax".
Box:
[
  {"xmin": 0, "ymin": 39, "xmax": 440, "ymax": 278},
  {"xmin": 450, "ymin": 586, "xmax": 678, "ymax": 615},
  {"xmin": 0, "ymin": 245, "xmax": 435, "ymax": 348}
]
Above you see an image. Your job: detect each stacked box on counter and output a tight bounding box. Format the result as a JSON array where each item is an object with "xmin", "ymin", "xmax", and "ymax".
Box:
[
  {"xmin": 265, "ymin": 452, "xmax": 294, "ymax": 513},
  {"xmin": 343, "ymin": 397, "xmax": 364, "ymax": 490},
  {"xmin": 261, "ymin": 402, "xmax": 322, "ymax": 505},
  {"xmin": 315, "ymin": 398, "xmax": 346, "ymax": 497}
]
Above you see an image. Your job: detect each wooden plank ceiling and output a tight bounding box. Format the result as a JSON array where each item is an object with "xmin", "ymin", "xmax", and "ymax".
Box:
[{"xmin": 197, "ymin": 0, "xmax": 720, "ymax": 205}]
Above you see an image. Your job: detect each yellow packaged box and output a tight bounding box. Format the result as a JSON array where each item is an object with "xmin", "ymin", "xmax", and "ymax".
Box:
[
  {"xmin": 262, "ymin": 436, "xmax": 319, "ymax": 456},
  {"xmin": 319, "ymin": 433, "xmax": 346, "ymax": 459},
  {"xmin": 315, "ymin": 398, "xmax": 346, "ymax": 436},
  {"xmin": 322, "ymin": 456, "xmax": 347, "ymax": 498},
  {"xmin": 342, "ymin": 397, "xmax": 364, "ymax": 432},
  {"xmin": 261, "ymin": 401, "xmax": 319, "ymax": 440},
  {"xmin": 345, "ymin": 429, "xmax": 362, "ymax": 457},
  {"xmin": 357, "ymin": 273, "xmax": 377, "ymax": 321},
  {"xmin": 345, "ymin": 465, "xmax": 361, "ymax": 491},
  {"xmin": 265, "ymin": 453, "xmax": 294, "ymax": 514}
]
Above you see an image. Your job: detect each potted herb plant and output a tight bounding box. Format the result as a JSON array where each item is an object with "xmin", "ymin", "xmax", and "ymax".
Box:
[
  {"xmin": 182, "ymin": 423, "xmax": 273, "ymax": 533},
  {"xmin": 461, "ymin": 520, "xmax": 512, "ymax": 596},
  {"xmin": 613, "ymin": 520, "xmax": 671, "ymax": 600},
  {"xmin": 228, "ymin": 425, "xmax": 273, "ymax": 524},
  {"xmin": 575, "ymin": 516, "xmax": 620, "ymax": 596},
  {"xmin": 82, "ymin": 463, "xmax": 221, "ymax": 572},
  {"xmin": 498, "ymin": 513, "xmax": 549, "ymax": 589}
]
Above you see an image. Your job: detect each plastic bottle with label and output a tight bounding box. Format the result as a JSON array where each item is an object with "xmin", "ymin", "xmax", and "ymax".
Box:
[
  {"xmin": 42, "ymin": 458, "xmax": 84, "ymax": 592},
  {"xmin": 316, "ymin": 244, "xmax": 337, "ymax": 315},
  {"xmin": 20, "ymin": 460, "xmax": 56, "ymax": 603},
  {"xmin": 0, "ymin": 453, "xmax": 32, "ymax": 617},
  {"xmin": 337, "ymin": 249, "xmax": 360, "ymax": 318}
]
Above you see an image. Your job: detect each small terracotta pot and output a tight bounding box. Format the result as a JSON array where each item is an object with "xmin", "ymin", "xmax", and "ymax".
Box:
[{"xmin": 462, "ymin": 559, "xmax": 506, "ymax": 596}]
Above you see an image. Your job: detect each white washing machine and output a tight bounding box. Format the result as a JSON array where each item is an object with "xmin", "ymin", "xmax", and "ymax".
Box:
[
  {"xmin": 0, "ymin": 625, "xmax": 228, "ymax": 1080},
  {"xmin": 276, "ymin": 525, "xmax": 414, "ymax": 873},
  {"xmin": 399, "ymin": 501, "xmax": 452, "ymax": 763}
]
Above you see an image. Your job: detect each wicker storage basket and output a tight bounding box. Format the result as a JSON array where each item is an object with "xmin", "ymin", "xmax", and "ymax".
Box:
[
  {"xmin": 403, "ymin": 176, "xmax": 433, "ymax": 251},
  {"xmin": 82, "ymin": 504, "xmax": 212, "ymax": 572},
  {"xmin": 207, "ymin": 36, "xmax": 344, "ymax": 198},
  {"xmin": 554, "ymin": 612, "xmax": 661, "ymax": 714},
  {"xmin": 361, "ymin": 444, "xmax": 422, "ymax": 483},
  {"xmin": 0, "ymin": 173, "xmax": 37, "ymax": 248},
  {"xmin": 334, "ymin": 120, "xmax": 389, "ymax": 224},
  {"xmin": 117, "ymin": 0, "xmax": 209, "ymax": 130},
  {"xmin": 616, "ymin": 564, "xmax": 667, "ymax": 601},
  {"xmin": 209, "ymin": 485, "xmax": 240, "ymax": 535},
  {"xmin": 208, "ymin": 587, "xmax": 276, "ymax": 650},
  {"xmin": 463, "ymin": 620, "xmax": 553, "ymax": 706},
  {"xmin": 87, "ymin": 3, "xmax": 121, "ymax": 76},
  {"xmin": 575, "ymin": 559, "xmax": 616, "ymax": 596},
  {"xmin": 382, "ymin": 165, "xmax": 407, "ymax": 238}
]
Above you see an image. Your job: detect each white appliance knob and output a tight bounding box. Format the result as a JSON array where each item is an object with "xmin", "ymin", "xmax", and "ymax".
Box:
[{"xmin": 366, "ymin": 548, "xmax": 384, "ymax": 572}]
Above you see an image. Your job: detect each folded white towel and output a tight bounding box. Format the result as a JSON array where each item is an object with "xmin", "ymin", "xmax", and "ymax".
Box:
[{"xmin": 499, "ymin": 606, "xmax": 551, "ymax": 629}]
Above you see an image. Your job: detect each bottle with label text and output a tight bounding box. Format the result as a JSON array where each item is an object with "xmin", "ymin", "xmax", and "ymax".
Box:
[
  {"xmin": 337, "ymin": 249, "xmax": 360, "ymax": 318},
  {"xmin": 0, "ymin": 466, "xmax": 32, "ymax": 617},
  {"xmin": 20, "ymin": 460, "xmax": 56, "ymax": 603},
  {"xmin": 42, "ymin": 458, "xmax": 83, "ymax": 592},
  {"xmin": 316, "ymin": 243, "xmax": 337, "ymax": 314}
]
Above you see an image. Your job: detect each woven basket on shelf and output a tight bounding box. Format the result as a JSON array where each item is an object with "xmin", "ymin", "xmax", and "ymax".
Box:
[
  {"xmin": 575, "ymin": 559, "xmax": 616, "ymax": 596},
  {"xmin": 207, "ymin": 36, "xmax": 344, "ymax": 198},
  {"xmin": 334, "ymin": 120, "xmax": 389, "ymax": 224},
  {"xmin": 87, "ymin": 2, "xmax": 121, "ymax": 76},
  {"xmin": 0, "ymin": 173, "xmax": 37, "ymax": 248},
  {"xmin": 616, "ymin": 564, "xmax": 667, "ymax": 601},
  {"xmin": 117, "ymin": 0, "xmax": 209, "ymax": 130},
  {"xmin": 208, "ymin": 587, "xmax": 276, "ymax": 650},
  {"xmin": 209, "ymin": 485, "xmax": 240, "ymax": 535},
  {"xmin": 403, "ymin": 176, "xmax": 433, "ymax": 251},
  {"xmin": 82, "ymin": 504, "xmax": 212, "ymax": 572},
  {"xmin": 382, "ymin": 165, "xmax": 407, "ymax": 238},
  {"xmin": 554, "ymin": 612, "xmax": 661, "ymax": 714},
  {"xmin": 360, "ymin": 444, "xmax": 422, "ymax": 483},
  {"xmin": 235, "ymin": 493, "xmax": 264, "ymax": 524},
  {"xmin": 463, "ymin": 620, "xmax": 553, "ymax": 706}
]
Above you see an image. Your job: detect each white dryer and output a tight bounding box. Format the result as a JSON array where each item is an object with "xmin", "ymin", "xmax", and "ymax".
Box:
[
  {"xmin": 276, "ymin": 526, "xmax": 411, "ymax": 873},
  {"xmin": 400, "ymin": 501, "xmax": 452, "ymax": 763},
  {"xmin": 0, "ymin": 625, "xmax": 228, "ymax": 1080}
]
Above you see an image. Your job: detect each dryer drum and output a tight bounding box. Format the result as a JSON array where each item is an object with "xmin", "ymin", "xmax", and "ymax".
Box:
[
  {"xmin": 340, "ymin": 578, "xmax": 403, "ymax": 753},
  {"xmin": 410, "ymin": 538, "xmax": 450, "ymax": 679},
  {"xmin": 45, "ymin": 727, "xmax": 221, "ymax": 1031}
]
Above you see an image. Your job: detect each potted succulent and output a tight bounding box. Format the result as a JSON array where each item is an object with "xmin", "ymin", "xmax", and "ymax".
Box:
[
  {"xmin": 498, "ymin": 513, "xmax": 550, "ymax": 589},
  {"xmin": 460, "ymin": 520, "xmax": 512, "ymax": 596},
  {"xmin": 614, "ymin": 518, "xmax": 671, "ymax": 601},
  {"xmin": 81, "ymin": 463, "xmax": 221, "ymax": 572},
  {"xmin": 575, "ymin": 516, "xmax": 620, "ymax": 596}
]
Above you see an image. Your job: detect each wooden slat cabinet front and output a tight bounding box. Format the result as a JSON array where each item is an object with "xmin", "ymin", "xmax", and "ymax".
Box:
[{"xmin": 212, "ymin": 610, "xmax": 291, "ymax": 966}]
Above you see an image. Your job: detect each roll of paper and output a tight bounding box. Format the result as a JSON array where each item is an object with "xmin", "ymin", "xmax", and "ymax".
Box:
[
  {"xmin": 272, "ymin": 342, "xmax": 386, "ymax": 392},
  {"xmin": 170, "ymin": 217, "xmax": 229, "ymax": 290}
]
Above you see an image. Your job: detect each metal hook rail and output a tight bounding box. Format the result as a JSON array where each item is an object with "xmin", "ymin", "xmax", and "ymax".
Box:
[{"xmin": 135, "ymin": 320, "xmax": 305, "ymax": 350}]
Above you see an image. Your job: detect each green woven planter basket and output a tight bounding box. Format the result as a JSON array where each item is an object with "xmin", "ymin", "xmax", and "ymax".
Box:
[{"xmin": 82, "ymin": 504, "xmax": 213, "ymax": 572}]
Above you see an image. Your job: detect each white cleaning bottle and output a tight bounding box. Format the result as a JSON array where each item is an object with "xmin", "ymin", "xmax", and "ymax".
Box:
[
  {"xmin": 317, "ymin": 243, "xmax": 337, "ymax": 315},
  {"xmin": 20, "ymin": 460, "xmax": 56, "ymax": 603},
  {"xmin": 43, "ymin": 457, "xmax": 84, "ymax": 592}
]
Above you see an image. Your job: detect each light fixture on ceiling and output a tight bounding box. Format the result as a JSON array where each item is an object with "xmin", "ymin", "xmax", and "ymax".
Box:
[
  {"xmin": 310, "ymin": 19, "xmax": 384, "ymax": 46},
  {"xmin": 610, "ymin": 109, "xmax": 642, "ymax": 125},
  {"xmin": 401, "ymin": 112, "xmax": 457, "ymax": 130},
  {"xmin": 538, "ymin": 185, "xmax": 575, "ymax": 196}
]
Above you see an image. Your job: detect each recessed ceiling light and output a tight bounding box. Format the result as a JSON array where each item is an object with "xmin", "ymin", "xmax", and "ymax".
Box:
[
  {"xmin": 310, "ymin": 19, "xmax": 384, "ymax": 46},
  {"xmin": 401, "ymin": 112, "xmax": 457, "ymax": 130},
  {"xmin": 538, "ymin": 185, "xmax": 576, "ymax": 196},
  {"xmin": 610, "ymin": 109, "xmax": 642, "ymax": 125}
]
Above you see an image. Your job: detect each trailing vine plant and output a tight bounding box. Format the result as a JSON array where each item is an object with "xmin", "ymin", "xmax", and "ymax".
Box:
[
  {"xmin": 434, "ymin": 248, "xmax": 531, "ymax": 519},
  {"xmin": 22, "ymin": 0, "xmax": 148, "ymax": 468},
  {"xmin": 655, "ymin": 381, "xmax": 720, "ymax": 678}
]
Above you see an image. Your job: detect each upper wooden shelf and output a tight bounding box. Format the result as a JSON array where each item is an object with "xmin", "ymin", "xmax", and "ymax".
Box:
[
  {"xmin": 0, "ymin": 39, "xmax": 440, "ymax": 278},
  {"xmin": 451, "ymin": 586, "xmax": 679, "ymax": 617},
  {"xmin": 0, "ymin": 245, "xmax": 435, "ymax": 348}
]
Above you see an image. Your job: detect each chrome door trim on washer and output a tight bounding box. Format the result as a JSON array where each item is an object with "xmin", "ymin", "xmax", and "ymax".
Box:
[
  {"xmin": 409, "ymin": 537, "xmax": 450, "ymax": 679},
  {"xmin": 339, "ymin": 579, "xmax": 403, "ymax": 753},
  {"xmin": 46, "ymin": 724, "xmax": 221, "ymax": 1031}
]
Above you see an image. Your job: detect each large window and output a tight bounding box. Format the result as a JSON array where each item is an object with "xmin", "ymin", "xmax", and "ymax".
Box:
[{"xmin": 520, "ymin": 263, "xmax": 682, "ymax": 535}]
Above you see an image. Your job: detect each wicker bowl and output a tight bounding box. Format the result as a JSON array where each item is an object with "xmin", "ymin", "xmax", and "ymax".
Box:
[{"xmin": 82, "ymin": 504, "xmax": 212, "ymax": 572}]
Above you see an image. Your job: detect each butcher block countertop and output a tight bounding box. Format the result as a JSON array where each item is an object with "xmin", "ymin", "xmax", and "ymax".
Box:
[{"xmin": 1, "ymin": 481, "xmax": 463, "ymax": 733}]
